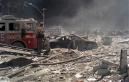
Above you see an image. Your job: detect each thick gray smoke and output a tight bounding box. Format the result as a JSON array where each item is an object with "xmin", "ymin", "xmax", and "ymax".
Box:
[
  {"xmin": 45, "ymin": 0, "xmax": 128, "ymax": 32},
  {"xmin": 1, "ymin": 0, "xmax": 128, "ymax": 32}
]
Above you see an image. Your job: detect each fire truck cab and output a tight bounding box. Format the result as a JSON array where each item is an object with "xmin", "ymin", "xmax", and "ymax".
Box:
[{"xmin": 0, "ymin": 15, "xmax": 38, "ymax": 49}]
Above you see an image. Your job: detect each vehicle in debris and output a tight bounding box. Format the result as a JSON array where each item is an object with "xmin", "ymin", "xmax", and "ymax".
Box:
[
  {"xmin": 49, "ymin": 34, "xmax": 98, "ymax": 51},
  {"xmin": 0, "ymin": 15, "xmax": 50, "ymax": 54}
]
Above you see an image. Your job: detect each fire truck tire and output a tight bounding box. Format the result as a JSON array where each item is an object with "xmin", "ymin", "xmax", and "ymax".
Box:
[{"xmin": 12, "ymin": 42, "xmax": 25, "ymax": 48}]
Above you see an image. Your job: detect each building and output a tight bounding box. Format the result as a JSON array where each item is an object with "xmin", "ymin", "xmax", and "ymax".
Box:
[{"xmin": 0, "ymin": 0, "xmax": 25, "ymax": 17}]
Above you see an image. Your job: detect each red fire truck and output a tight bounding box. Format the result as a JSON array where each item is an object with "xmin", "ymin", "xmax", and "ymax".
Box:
[{"xmin": 0, "ymin": 15, "xmax": 42, "ymax": 49}]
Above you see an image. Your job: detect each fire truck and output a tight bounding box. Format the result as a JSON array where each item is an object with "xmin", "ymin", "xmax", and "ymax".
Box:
[{"xmin": 0, "ymin": 15, "xmax": 50, "ymax": 53}]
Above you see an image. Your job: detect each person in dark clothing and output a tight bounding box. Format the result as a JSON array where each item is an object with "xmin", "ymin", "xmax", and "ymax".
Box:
[
  {"xmin": 21, "ymin": 23, "xmax": 27, "ymax": 38},
  {"xmin": 21, "ymin": 28, "xmax": 26, "ymax": 38},
  {"xmin": 36, "ymin": 23, "xmax": 44, "ymax": 55},
  {"xmin": 36, "ymin": 23, "xmax": 50, "ymax": 55}
]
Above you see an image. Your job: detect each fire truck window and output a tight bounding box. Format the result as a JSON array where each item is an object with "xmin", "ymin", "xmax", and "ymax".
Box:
[
  {"xmin": 26, "ymin": 23, "xmax": 33, "ymax": 31},
  {"xmin": 9, "ymin": 23, "xmax": 20, "ymax": 31},
  {"xmin": 15, "ymin": 23, "xmax": 20, "ymax": 31},
  {"xmin": 0, "ymin": 23, "xmax": 5, "ymax": 31}
]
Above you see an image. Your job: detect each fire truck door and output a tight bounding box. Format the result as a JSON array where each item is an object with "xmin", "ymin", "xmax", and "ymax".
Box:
[
  {"xmin": 0, "ymin": 23, "xmax": 6, "ymax": 43},
  {"xmin": 7, "ymin": 23, "xmax": 21, "ymax": 43}
]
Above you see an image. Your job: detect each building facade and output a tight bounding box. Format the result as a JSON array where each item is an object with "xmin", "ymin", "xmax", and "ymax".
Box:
[{"xmin": 0, "ymin": 0, "xmax": 25, "ymax": 17}]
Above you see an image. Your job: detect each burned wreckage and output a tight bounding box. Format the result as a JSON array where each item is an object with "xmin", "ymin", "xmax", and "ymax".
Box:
[{"xmin": 50, "ymin": 34, "xmax": 98, "ymax": 51}]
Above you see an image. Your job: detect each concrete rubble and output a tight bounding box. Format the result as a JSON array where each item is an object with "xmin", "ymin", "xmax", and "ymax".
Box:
[{"xmin": 0, "ymin": 34, "xmax": 129, "ymax": 82}]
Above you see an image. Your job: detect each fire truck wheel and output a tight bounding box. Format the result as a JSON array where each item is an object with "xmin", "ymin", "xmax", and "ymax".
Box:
[{"xmin": 12, "ymin": 42, "xmax": 25, "ymax": 48}]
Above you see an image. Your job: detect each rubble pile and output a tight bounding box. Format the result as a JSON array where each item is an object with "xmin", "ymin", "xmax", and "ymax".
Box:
[{"xmin": 0, "ymin": 36, "xmax": 129, "ymax": 82}]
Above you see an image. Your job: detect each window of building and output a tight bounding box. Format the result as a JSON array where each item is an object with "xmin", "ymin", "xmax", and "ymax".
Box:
[{"xmin": 0, "ymin": 23, "xmax": 5, "ymax": 31}]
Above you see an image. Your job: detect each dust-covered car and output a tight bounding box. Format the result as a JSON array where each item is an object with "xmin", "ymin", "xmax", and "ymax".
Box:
[{"xmin": 49, "ymin": 34, "xmax": 98, "ymax": 51}]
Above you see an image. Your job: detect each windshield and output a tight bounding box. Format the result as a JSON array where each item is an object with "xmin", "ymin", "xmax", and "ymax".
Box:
[{"xmin": 25, "ymin": 23, "xmax": 33, "ymax": 31}]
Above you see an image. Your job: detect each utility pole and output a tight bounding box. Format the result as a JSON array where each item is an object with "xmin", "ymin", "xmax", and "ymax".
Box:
[
  {"xmin": 24, "ymin": 2, "xmax": 46, "ymax": 29},
  {"xmin": 42, "ymin": 8, "xmax": 46, "ymax": 28}
]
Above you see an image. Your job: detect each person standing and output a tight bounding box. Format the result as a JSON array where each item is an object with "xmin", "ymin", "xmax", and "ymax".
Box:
[
  {"xmin": 36, "ymin": 22, "xmax": 50, "ymax": 55},
  {"xmin": 36, "ymin": 23, "xmax": 44, "ymax": 55}
]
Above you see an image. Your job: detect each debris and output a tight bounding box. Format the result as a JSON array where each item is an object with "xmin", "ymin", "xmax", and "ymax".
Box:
[
  {"xmin": 87, "ymin": 77, "xmax": 97, "ymax": 82},
  {"xmin": 0, "ymin": 47, "xmax": 31, "ymax": 55},
  {"xmin": 50, "ymin": 34, "xmax": 98, "ymax": 51},
  {"xmin": 119, "ymin": 49, "xmax": 128, "ymax": 75},
  {"xmin": 102, "ymin": 36, "xmax": 112, "ymax": 45},
  {"xmin": 7, "ymin": 66, "xmax": 28, "ymax": 78},
  {"xmin": 0, "ymin": 77, "xmax": 10, "ymax": 82},
  {"xmin": 118, "ymin": 38, "xmax": 129, "ymax": 44},
  {"xmin": 75, "ymin": 80, "xmax": 84, "ymax": 82},
  {"xmin": 75, "ymin": 73, "xmax": 83, "ymax": 78},
  {"xmin": 93, "ymin": 61, "xmax": 111, "ymax": 81},
  {"xmin": 95, "ymin": 69, "xmax": 110, "ymax": 76},
  {"xmin": 12, "ymin": 68, "xmax": 50, "ymax": 82},
  {"xmin": 0, "ymin": 57, "xmax": 33, "ymax": 68},
  {"xmin": 32, "ymin": 57, "xmax": 39, "ymax": 62},
  {"xmin": 32, "ymin": 55, "xmax": 85, "ymax": 65},
  {"xmin": 0, "ymin": 34, "xmax": 128, "ymax": 82}
]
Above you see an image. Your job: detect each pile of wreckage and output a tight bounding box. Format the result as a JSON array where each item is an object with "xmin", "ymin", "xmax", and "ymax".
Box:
[{"xmin": 0, "ymin": 33, "xmax": 129, "ymax": 82}]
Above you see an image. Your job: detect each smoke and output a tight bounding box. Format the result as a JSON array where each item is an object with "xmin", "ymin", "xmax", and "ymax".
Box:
[
  {"xmin": 41, "ymin": 0, "xmax": 128, "ymax": 32},
  {"xmin": 2, "ymin": 0, "xmax": 128, "ymax": 32}
]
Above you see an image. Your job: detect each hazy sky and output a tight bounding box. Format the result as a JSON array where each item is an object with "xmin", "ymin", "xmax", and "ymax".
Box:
[
  {"xmin": 4, "ymin": 0, "xmax": 129, "ymax": 32},
  {"xmin": 29, "ymin": 0, "xmax": 128, "ymax": 32}
]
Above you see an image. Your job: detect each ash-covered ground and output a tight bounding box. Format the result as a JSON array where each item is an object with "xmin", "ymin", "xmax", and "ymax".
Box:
[{"xmin": 0, "ymin": 32, "xmax": 129, "ymax": 82}]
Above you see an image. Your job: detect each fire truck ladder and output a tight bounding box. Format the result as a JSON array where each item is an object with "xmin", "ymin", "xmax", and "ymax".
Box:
[{"xmin": 0, "ymin": 43, "xmax": 36, "ymax": 56}]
